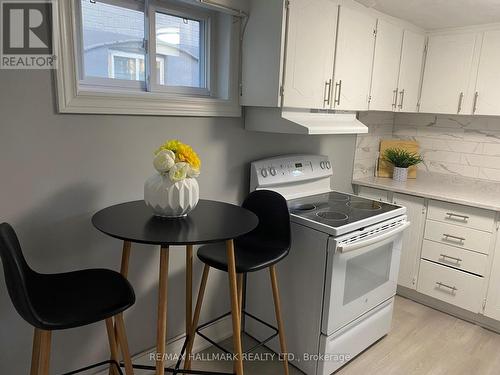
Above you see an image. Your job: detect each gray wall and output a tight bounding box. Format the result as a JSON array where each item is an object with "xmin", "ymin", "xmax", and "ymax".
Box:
[{"xmin": 0, "ymin": 69, "xmax": 356, "ymax": 374}]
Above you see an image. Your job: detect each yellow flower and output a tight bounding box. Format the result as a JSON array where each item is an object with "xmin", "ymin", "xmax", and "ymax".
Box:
[{"xmin": 154, "ymin": 139, "xmax": 201, "ymax": 173}]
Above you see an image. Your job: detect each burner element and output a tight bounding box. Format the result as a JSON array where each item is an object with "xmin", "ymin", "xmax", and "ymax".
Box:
[
  {"xmin": 347, "ymin": 201, "xmax": 382, "ymax": 211},
  {"xmin": 290, "ymin": 203, "xmax": 316, "ymax": 212},
  {"xmin": 316, "ymin": 211, "xmax": 349, "ymax": 222}
]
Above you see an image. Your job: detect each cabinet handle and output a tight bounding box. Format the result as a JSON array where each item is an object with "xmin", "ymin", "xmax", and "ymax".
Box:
[
  {"xmin": 398, "ymin": 89, "xmax": 405, "ymax": 110},
  {"xmin": 446, "ymin": 212, "xmax": 469, "ymax": 222},
  {"xmin": 334, "ymin": 80, "xmax": 342, "ymax": 106},
  {"xmin": 324, "ymin": 79, "xmax": 332, "ymax": 107},
  {"xmin": 439, "ymin": 253, "xmax": 463, "ymax": 263},
  {"xmin": 473, "ymin": 91, "xmax": 479, "ymax": 114},
  {"xmin": 436, "ymin": 281, "xmax": 458, "ymax": 293},
  {"xmin": 392, "ymin": 89, "xmax": 398, "ymax": 109},
  {"xmin": 443, "ymin": 233, "xmax": 466, "ymax": 243},
  {"xmin": 457, "ymin": 92, "xmax": 464, "ymax": 114}
]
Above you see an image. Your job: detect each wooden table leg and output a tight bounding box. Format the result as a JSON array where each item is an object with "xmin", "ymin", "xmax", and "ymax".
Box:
[
  {"xmin": 226, "ymin": 240, "xmax": 244, "ymax": 375},
  {"xmin": 110, "ymin": 241, "xmax": 132, "ymax": 375},
  {"xmin": 186, "ymin": 245, "xmax": 193, "ymax": 336},
  {"xmin": 156, "ymin": 246, "xmax": 170, "ymax": 375}
]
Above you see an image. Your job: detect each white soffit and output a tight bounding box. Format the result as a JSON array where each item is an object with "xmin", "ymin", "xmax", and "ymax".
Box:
[{"xmin": 355, "ymin": 0, "xmax": 500, "ymax": 30}]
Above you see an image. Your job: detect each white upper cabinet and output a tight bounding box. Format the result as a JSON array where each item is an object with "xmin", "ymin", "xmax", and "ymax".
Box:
[
  {"xmin": 369, "ymin": 19, "xmax": 403, "ymax": 112},
  {"xmin": 397, "ymin": 29, "xmax": 426, "ymax": 112},
  {"xmin": 474, "ymin": 30, "xmax": 500, "ymax": 116},
  {"xmin": 332, "ymin": 5, "xmax": 377, "ymax": 111},
  {"xmin": 282, "ymin": 0, "xmax": 338, "ymax": 109},
  {"xmin": 419, "ymin": 32, "xmax": 480, "ymax": 115}
]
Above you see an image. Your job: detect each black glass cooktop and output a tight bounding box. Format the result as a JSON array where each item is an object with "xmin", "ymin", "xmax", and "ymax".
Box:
[{"xmin": 288, "ymin": 191, "xmax": 401, "ymax": 228}]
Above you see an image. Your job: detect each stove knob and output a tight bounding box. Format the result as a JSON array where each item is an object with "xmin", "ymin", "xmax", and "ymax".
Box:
[
  {"xmin": 326, "ymin": 161, "xmax": 331, "ymax": 169},
  {"xmin": 261, "ymin": 168, "xmax": 268, "ymax": 178},
  {"xmin": 269, "ymin": 167, "xmax": 277, "ymax": 176},
  {"xmin": 320, "ymin": 161, "xmax": 326, "ymax": 169}
]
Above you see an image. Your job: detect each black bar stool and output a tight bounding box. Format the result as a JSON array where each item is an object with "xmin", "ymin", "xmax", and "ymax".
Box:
[
  {"xmin": 184, "ymin": 190, "xmax": 291, "ymax": 374},
  {"xmin": 0, "ymin": 223, "xmax": 136, "ymax": 375}
]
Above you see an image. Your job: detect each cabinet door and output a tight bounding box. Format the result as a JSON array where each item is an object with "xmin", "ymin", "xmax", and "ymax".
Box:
[
  {"xmin": 419, "ymin": 33, "xmax": 479, "ymax": 114},
  {"xmin": 475, "ymin": 30, "xmax": 500, "ymax": 116},
  {"xmin": 333, "ymin": 6, "xmax": 376, "ymax": 111},
  {"xmin": 397, "ymin": 29, "xmax": 426, "ymax": 112},
  {"xmin": 282, "ymin": 0, "xmax": 338, "ymax": 109},
  {"xmin": 485, "ymin": 226, "xmax": 500, "ymax": 320},
  {"xmin": 392, "ymin": 193, "xmax": 426, "ymax": 289},
  {"xmin": 369, "ymin": 19, "xmax": 403, "ymax": 112}
]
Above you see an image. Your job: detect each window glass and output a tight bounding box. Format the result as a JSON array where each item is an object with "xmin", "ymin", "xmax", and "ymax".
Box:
[
  {"xmin": 155, "ymin": 12, "xmax": 204, "ymax": 88},
  {"xmin": 81, "ymin": 0, "xmax": 145, "ymax": 81}
]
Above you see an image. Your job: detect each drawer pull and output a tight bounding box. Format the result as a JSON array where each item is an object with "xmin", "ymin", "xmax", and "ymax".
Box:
[
  {"xmin": 443, "ymin": 234, "xmax": 466, "ymax": 243},
  {"xmin": 436, "ymin": 281, "xmax": 458, "ymax": 293},
  {"xmin": 446, "ymin": 212, "xmax": 469, "ymax": 222},
  {"xmin": 439, "ymin": 253, "xmax": 462, "ymax": 264}
]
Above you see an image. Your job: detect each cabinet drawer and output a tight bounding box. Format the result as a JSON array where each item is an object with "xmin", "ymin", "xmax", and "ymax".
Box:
[
  {"xmin": 427, "ymin": 200, "xmax": 495, "ymax": 232},
  {"xmin": 421, "ymin": 240, "xmax": 488, "ymax": 276},
  {"xmin": 417, "ymin": 259, "xmax": 483, "ymax": 312},
  {"xmin": 424, "ymin": 220, "xmax": 492, "ymax": 255}
]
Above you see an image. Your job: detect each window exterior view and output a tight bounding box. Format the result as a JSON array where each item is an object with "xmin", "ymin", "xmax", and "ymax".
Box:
[{"xmin": 80, "ymin": 0, "xmax": 204, "ymax": 89}]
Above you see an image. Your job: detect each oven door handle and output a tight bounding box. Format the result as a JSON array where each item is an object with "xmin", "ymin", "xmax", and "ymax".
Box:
[{"xmin": 337, "ymin": 221, "xmax": 411, "ymax": 254}]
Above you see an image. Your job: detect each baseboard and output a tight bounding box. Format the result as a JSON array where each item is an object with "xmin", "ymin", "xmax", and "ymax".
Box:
[
  {"xmin": 94, "ymin": 315, "xmax": 233, "ymax": 374},
  {"xmin": 397, "ymin": 286, "xmax": 500, "ymax": 334}
]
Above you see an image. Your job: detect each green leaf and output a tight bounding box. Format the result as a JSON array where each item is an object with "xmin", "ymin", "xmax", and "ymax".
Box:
[{"xmin": 383, "ymin": 148, "xmax": 424, "ymax": 168}]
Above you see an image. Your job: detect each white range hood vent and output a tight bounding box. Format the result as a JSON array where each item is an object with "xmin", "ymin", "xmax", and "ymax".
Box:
[{"xmin": 244, "ymin": 107, "xmax": 368, "ymax": 135}]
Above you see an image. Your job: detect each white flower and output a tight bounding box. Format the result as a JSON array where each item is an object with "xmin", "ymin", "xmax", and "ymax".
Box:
[
  {"xmin": 169, "ymin": 162, "xmax": 189, "ymax": 182},
  {"xmin": 187, "ymin": 166, "xmax": 200, "ymax": 178},
  {"xmin": 153, "ymin": 150, "xmax": 175, "ymax": 173}
]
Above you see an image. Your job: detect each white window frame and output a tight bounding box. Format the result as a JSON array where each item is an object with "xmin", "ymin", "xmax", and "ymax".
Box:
[
  {"xmin": 150, "ymin": 2, "xmax": 212, "ymax": 96},
  {"xmin": 55, "ymin": 0, "xmax": 242, "ymax": 117}
]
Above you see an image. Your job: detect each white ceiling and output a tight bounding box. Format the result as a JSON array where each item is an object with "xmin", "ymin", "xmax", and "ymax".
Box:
[{"xmin": 355, "ymin": 0, "xmax": 500, "ymax": 30}]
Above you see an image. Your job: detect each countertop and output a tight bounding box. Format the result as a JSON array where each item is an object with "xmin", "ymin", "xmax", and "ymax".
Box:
[{"xmin": 352, "ymin": 172, "xmax": 500, "ymax": 212}]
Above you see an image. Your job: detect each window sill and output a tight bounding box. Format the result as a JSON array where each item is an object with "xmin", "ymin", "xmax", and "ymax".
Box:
[{"xmin": 57, "ymin": 86, "xmax": 242, "ymax": 117}]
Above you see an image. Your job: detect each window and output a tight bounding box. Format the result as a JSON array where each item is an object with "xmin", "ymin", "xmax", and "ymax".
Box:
[{"xmin": 55, "ymin": 0, "xmax": 243, "ymax": 116}]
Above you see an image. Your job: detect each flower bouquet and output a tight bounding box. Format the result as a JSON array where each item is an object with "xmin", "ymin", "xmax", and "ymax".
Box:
[{"xmin": 144, "ymin": 140, "xmax": 201, "ymax": 217}]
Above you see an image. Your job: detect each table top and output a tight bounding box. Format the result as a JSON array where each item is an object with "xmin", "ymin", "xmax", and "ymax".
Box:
[{"xmin": 92, "ymin": 200, "xmax": 259, "ymax": 246}]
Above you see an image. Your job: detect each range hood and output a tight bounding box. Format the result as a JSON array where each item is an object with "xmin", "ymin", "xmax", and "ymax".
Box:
[{"xmin": 244, "ymin": 107, "xmax": 368, "ymax": 135}]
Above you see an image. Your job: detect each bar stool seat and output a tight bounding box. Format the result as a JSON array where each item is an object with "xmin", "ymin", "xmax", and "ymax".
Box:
[
  {"xmin": 29, "ymin": 268, "xmax": 135, "ymax": 331},
  {"xmin": 197, "ymin": 242, "xmax": 289, "ymax": 273}
]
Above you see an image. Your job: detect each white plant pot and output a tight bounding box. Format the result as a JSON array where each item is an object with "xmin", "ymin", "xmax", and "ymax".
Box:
[
  {"xmin": 393, "ymin": 167, "xmax": 409, "ymax": 182},
  {"xmin": 144, "ymin": 174, "xmax": 199, "ymax": 217}
]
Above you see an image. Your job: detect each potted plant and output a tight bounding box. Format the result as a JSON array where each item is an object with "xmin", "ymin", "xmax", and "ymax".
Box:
[
  {"xmin": 383, "ymin": 148, "xmax": 423, "ymax": 182},
  {"xmin": 144, "ymin": 140, "xmax": 201, "ymax": 217}
]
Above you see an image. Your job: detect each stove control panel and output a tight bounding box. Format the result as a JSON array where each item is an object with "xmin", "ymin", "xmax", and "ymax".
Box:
[{"xmin": 250, "ymin": 154, "xmax": 332, "ymax": 191}]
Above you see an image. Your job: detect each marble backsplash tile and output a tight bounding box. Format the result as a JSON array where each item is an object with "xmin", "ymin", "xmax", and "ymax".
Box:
[{"xmin": 353, "ymin": 112, "xmax": 500, "ymax": 183}]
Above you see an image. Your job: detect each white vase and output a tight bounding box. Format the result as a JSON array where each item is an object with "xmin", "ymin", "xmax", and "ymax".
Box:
[
  {"xmin": 144, "ymin": 174, "xmax": 199, "ymax": 217},
  {"xmin": 393, "ymin": 167, "xmax": 409, "ymax": 182}
]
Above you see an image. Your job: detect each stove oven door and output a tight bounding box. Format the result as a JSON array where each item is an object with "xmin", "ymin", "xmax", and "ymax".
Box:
[{"xmin": 321, "ymin": 220, "xmax": 410, "ymax": 335}]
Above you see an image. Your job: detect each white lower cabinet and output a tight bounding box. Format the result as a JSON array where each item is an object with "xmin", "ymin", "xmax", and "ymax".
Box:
[
  {"xmin": 485, "ymin": 228, "xmax": 500, "ymax": 320},
  {"xmin": 392, "ymin": 193, "xmax": 426, "ymax": 289},
  {"xmin": 417, "ymin": 259, "xmax": 483, "ymax": 312}
]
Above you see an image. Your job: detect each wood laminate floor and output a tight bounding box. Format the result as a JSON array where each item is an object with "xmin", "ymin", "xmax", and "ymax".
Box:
[{"xmin": 131, "ymin": 296, "xmax": 500, "ymax": 375}]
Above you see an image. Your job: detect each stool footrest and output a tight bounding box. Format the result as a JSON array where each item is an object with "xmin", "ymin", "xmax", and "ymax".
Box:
[
  {"xmin": 60, "ymin": 359, "xmax": 123, "ymax": 375},
  {"xmin": 196, "ymin": 310, "xmax": 279, "ymax": 355}
]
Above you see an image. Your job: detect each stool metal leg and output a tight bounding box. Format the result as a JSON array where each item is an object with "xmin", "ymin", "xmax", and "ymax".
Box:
[
  {"xmin": 270, "ymin": 265, "xmax": 289, "ymax": 375},
  {"xmin": 30, "ymin": 328, "xmax": 42, "ymax": 375},
  {"xmin": 186, "ymin": 245, "xmax": 194, "ymax": 338},
  {"xmin": 38, "ymin": 329, "xmax": 52, "ymax": 375},
  {"xmin": 226, "ymin": 240, "xmax": 244, "ymax": 375},
  {"xmin": 184, "ymin": 264, "xmax": 210, "ymax": 370},
  {"xmin": 156, "ymin": 245, "xmax": 170, "ymax": 375}
]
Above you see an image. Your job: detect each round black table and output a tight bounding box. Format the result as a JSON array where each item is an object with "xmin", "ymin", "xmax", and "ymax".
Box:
[{"xmin": 92, "ymin": 200, "xmax": 258, "ymax": 375}]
